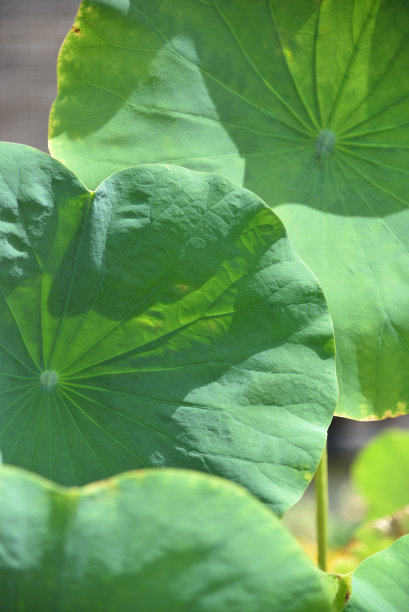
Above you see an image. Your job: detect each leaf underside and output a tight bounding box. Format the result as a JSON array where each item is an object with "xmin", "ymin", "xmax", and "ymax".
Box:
[
  {"xmin": 0, "ymin": 143, "xmax": 336, "ymax": 515},
  {"xmin": 50, "ymin": 0, "xmax": 409, "ymax": 420}
]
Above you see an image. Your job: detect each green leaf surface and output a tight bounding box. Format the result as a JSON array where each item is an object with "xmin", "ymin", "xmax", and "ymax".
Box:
[
  {"xmin": 345, "ymin": 535, "xmax": 409, "ymax": 612},
  {"xmin": 0, "ymin": 142, "xmax": 336, "ymax": 514},
  {"xmin": 0, "ymin": 465, "xmax": 331, "ymax": 612},
  {"xmin": 352, "ymin": 428, "xmax": 409, "ymax": 520},
  {"xmin": 50, "ymin": 0, "xmax": 409, "ymax": 420}
]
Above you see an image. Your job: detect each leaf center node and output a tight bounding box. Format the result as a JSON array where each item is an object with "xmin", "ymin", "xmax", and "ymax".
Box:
[
  {"xmin": 316, "ymin": 130, "xmax": 336, "ymax": 158},
  {"xmin": 40, "ymin": 370, "xmax": 59, "ymax": 389}
]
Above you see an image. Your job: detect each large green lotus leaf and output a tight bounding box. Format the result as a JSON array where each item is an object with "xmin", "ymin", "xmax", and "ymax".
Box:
[
  {"xmin": 0, "ymin": 142, "xmax": 336, "ymax": 515},
  {"xmin": 345, "ymin": 535, "xmax": 409, "ymax": 611},
  {"xmin": 352, "ymin": 428, "xmax": 409, "ymax": 520},
  {"xmin": 50, "ymin": 0, "xmax": 409, "ymax": 420},
  {"xmin": 0, "ymin": 466, "xmax": 331, "ymax": 612}
]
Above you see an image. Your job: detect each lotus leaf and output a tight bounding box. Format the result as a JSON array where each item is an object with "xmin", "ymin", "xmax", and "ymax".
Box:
[
  {"xmin": 0, "ymin": 142, "xmax": 336, "ymax": 515},
  {"xmin": 50, "ymin": 0, "xmax": 409, "ymax": 419},
  {"xmin": 345, "ymin": 535, "xmax": 409, "ymax": 611},
  {"xmin": 0, "ymin": 465, "xmax": 331, "ymax": 612}
]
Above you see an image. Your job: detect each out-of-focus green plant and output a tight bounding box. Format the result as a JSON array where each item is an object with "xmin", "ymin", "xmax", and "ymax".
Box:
[
  {"xmin": 331, "ymin": 429, "xmax": 409, "ymax": 575},
  {"xmin": 353, "ymin": 429, "xmax": 409, "ymax": 520}
]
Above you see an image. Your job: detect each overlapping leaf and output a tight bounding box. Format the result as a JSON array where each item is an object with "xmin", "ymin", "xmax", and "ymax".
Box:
[
  {"xmin": 50, "ymin": 0, "xmax": 409, "ymax": 419},
  {"xmin": 0, "ymin": 465, "xmax": 331, "ymax": 612},
  {"xmin": 0, "ymin": 143, "xmax": 336, "ymax": 514},
  {"xmin": 345, "ymin": 535, "xmax": 409, "ymax": 611}
]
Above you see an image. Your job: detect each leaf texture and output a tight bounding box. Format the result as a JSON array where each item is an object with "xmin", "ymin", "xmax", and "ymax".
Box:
[
  {"xmin": 50, "ymin": 0, "xmax": 409, "ymax": 419},
  {"xmin": 0, "ymin": 143, "xmax": 336, "ymax": 515}
]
